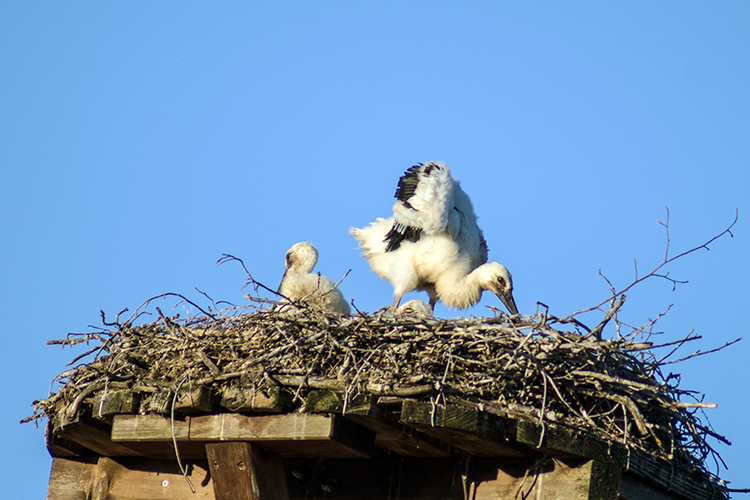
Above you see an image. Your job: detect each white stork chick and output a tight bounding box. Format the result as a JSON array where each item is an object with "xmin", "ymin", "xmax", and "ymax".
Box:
[
  {"xmin": 397, "ymin": 299, "xmax": 434, "ymax": 317},
  {"xmin": 277, "ymin": 241, "xmax": 350, "ymax": 315},
  {"xmin": 350, "ymin": 162, "xmax": 518, "ymax": 315}
]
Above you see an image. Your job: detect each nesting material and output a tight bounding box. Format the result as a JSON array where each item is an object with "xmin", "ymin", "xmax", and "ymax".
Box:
[{"xmin": 26, "ymin": 301, "xmax": 727, "ymax": 492}]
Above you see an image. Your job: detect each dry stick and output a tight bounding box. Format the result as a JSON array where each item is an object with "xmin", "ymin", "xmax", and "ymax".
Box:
[
  {"xmin": 217, "ymin": 253, "xmax": 292, "ymax": 301},
  {"xmin": 564, "ymin": 207, "xmax": 738, "ymax": 322},
  {"xmin": 661, "ymin": 338, "xmax": 742, "ymax": 365},
  {"xmin": 588, "ymin": 294, "xmax": 627, "ymax": 340}
]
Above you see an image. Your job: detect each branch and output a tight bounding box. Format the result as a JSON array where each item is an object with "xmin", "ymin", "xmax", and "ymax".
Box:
[
  {"xmin": 217, "ymin": 253, "xmax": 287, "ymax": 300},
  {"xmin": 564, "ymin": 208, "xmax": 738, "ymax": 322}
]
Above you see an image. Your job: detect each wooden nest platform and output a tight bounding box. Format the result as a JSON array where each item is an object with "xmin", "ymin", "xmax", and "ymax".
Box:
[{"xmin": 28, "ymin": 303, "xmax": 730, "ymax": 500}]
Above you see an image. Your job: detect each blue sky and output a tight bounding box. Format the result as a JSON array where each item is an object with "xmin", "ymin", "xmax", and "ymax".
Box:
[{"xmin": 2, "ymin": 2, "xmax": 748, "ymax": 496}]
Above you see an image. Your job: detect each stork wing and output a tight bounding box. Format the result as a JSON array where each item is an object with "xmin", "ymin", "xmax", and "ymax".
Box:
[{"xmin": 385, "ymin": 162, "xmax": 456, "ymax": 252}]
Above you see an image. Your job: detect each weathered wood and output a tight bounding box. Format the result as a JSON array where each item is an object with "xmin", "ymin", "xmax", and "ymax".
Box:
[
  {"xmin": 306, "ymin": 391, "xmax": 451, "ymax": 457},
  {"xmin": 47, "ymin": 456, "xmax": 214, "ymax": 500},
  {"xmin": 220, "ymin": 384, "xmax": 291, "ymax": 413},
  {"xmin": 46, "ymin": 421, "xmax": 90, "ymax": 458},
  {"xmin": 191, "ymin": 413, "xmax": 375, "ymax": 458},
  {"xmin": 206, "ymin": 442, "xmax": 289, "ymax": 500},
  {"xmin": 516, "ymin": 420, "xmax": 724, "ymax": 500},
  {"xmin": 110, "ymin": 413, "xmax": 375, "ymax": 458},
  {"xmin": 146, "ymin": 388, "xmax": 173, "ymax": 413},
  {"xmin": 92, "ymin": 390, "xmax": 140, "ymax": 422},
  {"xmin": 110, "ymin": 414, "xmax": 206, "ymax": 459},
  {"xmin": 175, "ymin": 385, "xmax": 216, "ymax": 414},
  {"xmin": 111, "ymin": 414, "xmax": 190, "ymax": 441},
  {"xmin": 399, "ymin": 400, "xmax": 529, "ymax": 457},
  {"xmin": 469, "ymin": 457, "xmax": 620, "ymax": 500},
  {"xmin": 52, "ymin": 410, "xmax": 141, "ymax": 457},
  {"xmin": 618, "ymin": 472, "xmax": 722, "ymax": 500},
  {"xmin": 282, "ymin": 457, "xmax": 623, "ymax": 500},
  {"xmin": 516, "ymin": 420, "xmax": 603, "ymax": 459}
]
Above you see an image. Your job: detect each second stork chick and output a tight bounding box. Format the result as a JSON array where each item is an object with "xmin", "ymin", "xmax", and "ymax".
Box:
[{"xmin": 278, "ymin": 241, "xmax": 350, "ymax": 314}]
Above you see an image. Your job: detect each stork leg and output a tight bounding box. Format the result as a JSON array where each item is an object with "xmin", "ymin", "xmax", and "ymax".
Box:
[
  {"xmin": 390, "ymin": 292, "xmax": 405, "ymax": 311},
  {"xmin": 429, "ymin": 296, "xmax": 437, "ymax": 311}
]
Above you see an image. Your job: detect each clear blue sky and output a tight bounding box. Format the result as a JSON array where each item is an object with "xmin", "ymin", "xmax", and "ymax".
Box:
[{"xmin": 2, "ymin": 2, "xmax": 748, "ymax": 496}]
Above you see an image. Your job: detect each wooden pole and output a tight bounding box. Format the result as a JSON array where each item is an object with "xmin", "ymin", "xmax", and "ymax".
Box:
[{"xmin": 205, "ymin": 442, "xmax": 289, "ymax": 500}]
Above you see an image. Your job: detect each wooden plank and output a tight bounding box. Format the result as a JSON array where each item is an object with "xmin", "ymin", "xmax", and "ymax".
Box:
[
  {"xmin": 111, "ymin": 414, "xmax": 190, "ymax": 441},
  {"xmin": 399, "ymin": 400, "xmax": 529, "ymax": 457},
  {"xmin": 47, "ymin": 456, "xmax": 214, "ymax": 500},
  {"xmin": 46, "ymin": 421, "xmax": 90, "ymax": 458},
  {"xmin": 206, "ymin": 442, "xmax": 289, "ymax": 500},
  {"xmin": 469, "ymin": 457, "xmax": 620, "ymax": 500},
  {"xmin": 112, "ymin": 413, "xmax": 375, "ymax": 458},
  {"xmin": 52, "ymin": 410, "xmax": 142, "ymax": 457},
  {"xmin": 516, "ymin": 420, "xmax": 605, "ymax": 459},
  {"xmin": 110, "ymin": 414, "xmax": 206, "ymax": 459},
  {"xmin": 306, "ymin": 391, "xmax": 452, "ymax": 457},
  {"xmin": 220, "ymin": 384, "xmax": 291, "ymax": 413},
  {"xmin": 191, "ymin": 413, "xmax": 375, "ymax": 458},
  {"xmin": 516, "ymin": 421, "xmax": 725, "ymax": 500}
]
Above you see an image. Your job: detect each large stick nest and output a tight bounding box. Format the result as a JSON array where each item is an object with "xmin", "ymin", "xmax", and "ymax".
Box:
[{"xmin": 26, "ymin": 298, "xmax": 729, "ymax": 490}]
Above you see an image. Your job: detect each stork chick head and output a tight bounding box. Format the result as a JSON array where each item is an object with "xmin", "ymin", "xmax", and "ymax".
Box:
[
  {"xmin": 479, "ymin": 262, "xmax": 519, "ymax": 315},
  {"xmin": 284, "ymin": 241, "xmax": 318, "ymax": 274}
]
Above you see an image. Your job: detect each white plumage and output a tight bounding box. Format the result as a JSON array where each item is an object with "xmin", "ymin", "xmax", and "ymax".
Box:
[
  {"xmin": 397, "ymin": 299, "xmax": 434, "ymax": 317},
  {"xmin": 350, "ymin": 162, "xmax": 518, "ymax": 314},
  {"xmin": 277, "ymin": 241, "xmax": 351, "ymax": 314}
]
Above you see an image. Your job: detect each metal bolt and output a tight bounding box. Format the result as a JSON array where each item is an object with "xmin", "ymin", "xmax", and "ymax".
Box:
[
  {"xmin": 161, "ymin": 480, "xmax": 169, "ymax": 488},
  {"xmin": 321, "ymin": 478, "xmax": 339, "ymax": 497},
  {"xmin": 237, "ymin": 461, "xmax": 246, "ymax": 471}
]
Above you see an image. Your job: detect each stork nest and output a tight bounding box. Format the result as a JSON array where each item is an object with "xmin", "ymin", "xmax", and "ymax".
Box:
[{"xmin": 26, "ymin": 299, "xmax": 729, "ymax": 490}]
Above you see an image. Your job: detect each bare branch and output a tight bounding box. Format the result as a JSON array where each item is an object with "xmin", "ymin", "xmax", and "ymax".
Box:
[{"xmin": 564, "ymin": 208, "xmax": 738, "ymax": 322}]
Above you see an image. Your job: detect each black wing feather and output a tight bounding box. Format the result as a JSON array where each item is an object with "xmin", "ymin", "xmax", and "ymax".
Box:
[{"xmin": 385, "ymin": 162, "xmax": 442, "ymax": 251}]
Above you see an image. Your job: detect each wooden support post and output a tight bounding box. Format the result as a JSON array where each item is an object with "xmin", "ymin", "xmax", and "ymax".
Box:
[{"xmin": 206, "ymin": 442, "xmax": 289, "ymax": 500}]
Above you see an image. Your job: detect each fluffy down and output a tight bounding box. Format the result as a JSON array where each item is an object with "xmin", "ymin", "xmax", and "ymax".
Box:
[
  {"xmin": 350, "ymin": 162, "xmax": 518, "ymax": 314},
  {"xmin": 277, "ymin": 241, "xmax": 350, "ymax": 314}
]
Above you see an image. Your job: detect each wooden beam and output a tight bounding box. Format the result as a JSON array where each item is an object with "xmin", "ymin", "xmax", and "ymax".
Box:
[
  {"xmin": 206, "ymin": 442, "xmax": 289, "ymax": 500},
  {"xmin": 191, "ymin": 413, "xmax": 375, "ymax": 458},
  {"xmin": 47, "ymin": 456, "xmax": 214, "ymax": 500},
  {"xmin": 46, "ymin": 421, "xmax": 90, "ymax": 458},
  {"xmin": 91, "ymin": 390, "xmax": 140, "ymax": 422},
  {"xmin": 109, "ymin": 414, "xmax": 206, "ymax": 459},
  {"xmin": 306, "ymin": 391, "xmax": 452, "ymax": 457},
  {"xmin": 110, "ymin": 413, "xmax": 375, "ymax": 458},
  {"xmin": 175, "ymin": 385, "xmax": 217, "ymax": 414},
  {"xmin": 52, "ymin": 410, "xmax": 141, "ymax": 457},
  {"xmin": 468, "ymin": 457, "xmax": 620, "ymax": 500},
  {"xmin": 516, "ymin": 420, "xmax": 727, "ymax": 500},
  {"xmin": 220, "ymin": 385, "xmax": 291, "ymax": 413},
  {"xmin": 399, "ymin": 400, "xmax": 529, "ymax": 457}
]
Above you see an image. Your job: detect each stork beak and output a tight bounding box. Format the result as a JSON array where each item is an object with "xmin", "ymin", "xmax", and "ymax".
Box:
[
  {"xmin": 497, "ymin": 290, "xmax": 519, "ymax": 316},
  {"xmin": 277, "ymin": 270, "xmax": 288, "ymax": 294}
]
